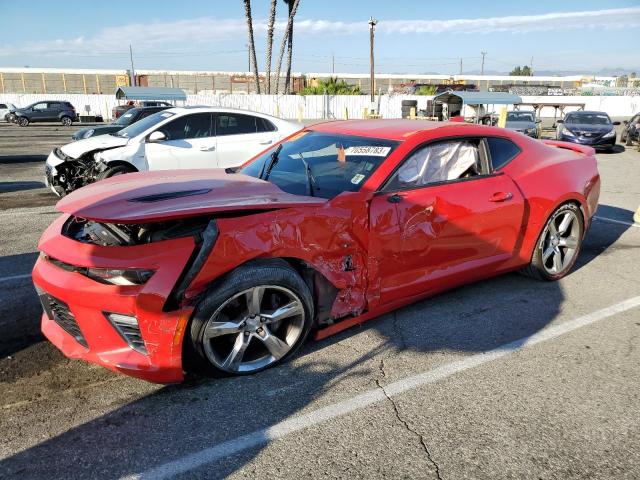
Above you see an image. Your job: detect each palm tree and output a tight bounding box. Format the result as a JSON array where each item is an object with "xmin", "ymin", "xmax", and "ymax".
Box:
[
  {"xmin": 274, "ymin": 0, "xmax": 300, "ymax": 95},
  {"xmin": 243, "ymin": 0, "xmax": 260, "ymax": 94},
  {"xmin": 264, "ymin": 0, "xmax": 277, "ymax": 94},
  {"xmin": 284, "ymin": 0, "xmax": 295, "ymax": 94}
]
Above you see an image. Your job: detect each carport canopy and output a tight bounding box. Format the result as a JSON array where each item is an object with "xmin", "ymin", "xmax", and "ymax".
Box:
[
  {"xmin": 433, "ymin": 90, "xmax": 522, "ymax": 106},
  {"xmin": 115, "ymin": 86, "xmax": 187, "ymax": 102}
]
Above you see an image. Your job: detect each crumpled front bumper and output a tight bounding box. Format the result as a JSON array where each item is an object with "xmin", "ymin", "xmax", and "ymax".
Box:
[{"xmin": 32, "ymin": 215, "xmax": 197, "ymax": 383}]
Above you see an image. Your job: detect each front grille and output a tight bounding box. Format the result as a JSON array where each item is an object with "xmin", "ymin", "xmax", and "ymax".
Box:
[{"xmin": 39, "ymin": 293, "xmax": 88, "ymax": 348}]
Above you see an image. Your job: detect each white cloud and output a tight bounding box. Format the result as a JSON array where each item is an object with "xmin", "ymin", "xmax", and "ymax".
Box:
[{"xmin": 0, "ymin": 7, "xmax": 638, "ymax": 57}]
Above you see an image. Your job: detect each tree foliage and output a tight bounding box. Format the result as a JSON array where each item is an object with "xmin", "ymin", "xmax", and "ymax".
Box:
[
  {"xmin": 415, "ymin": 85, "xmax": 437, "ymax": 95},
  {"xmin": 509, "ymin": 66, "xmax": 532, "ymax": 76},
  {"xmin": 299, "ymin": 77, "xmax": 362, "ymax": 95}
]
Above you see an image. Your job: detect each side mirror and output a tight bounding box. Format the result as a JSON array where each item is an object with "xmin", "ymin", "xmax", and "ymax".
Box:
[
  {"xmin": 535, "ymin": 119, "xmax": 542, "ymax": 124},
  {"xmin": 556, "ymin": 119, "xmax": 564, "ymax": 124},
  {"xmin": 612, "ymin": 121, "xmax": 621, "ymax": 126},
  {"xmin": 147, "ymin": 131, "xmax": 166, "ymax": 143},
  {"xmin": 623, "ymin": 120, "xmax": 629, "ymax": 125}
]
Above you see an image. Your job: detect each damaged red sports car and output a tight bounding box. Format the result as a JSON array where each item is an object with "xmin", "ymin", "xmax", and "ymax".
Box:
[{"xmin": 32, "ymin": 120, "xmax": 600, "ymax": 383}]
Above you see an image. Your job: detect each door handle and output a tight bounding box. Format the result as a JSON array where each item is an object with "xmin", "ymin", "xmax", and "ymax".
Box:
[
  {"xmin": 199, "ymin": 146, "xmax": 216, "ymax": 151},
  {"xmin": 489, "ymin": 191, "xmax": 513, "ymax": 202},
  {"xmin": 259, "ymin": 139, "xmax": 273, "ymax": 145},
  {"xmin": 387, "ymin": 193, "xmax": 403, "ymax": 203}
]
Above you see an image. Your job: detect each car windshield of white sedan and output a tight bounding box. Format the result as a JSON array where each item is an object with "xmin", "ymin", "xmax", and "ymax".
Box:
[
  {"xmin": 239, "ymin": 131, "xmax": 399, "ymax": 199},
  {"xmin": 565, "ymin": 113, "xmax": 611, "ymax": 125},
  {"xmin": 113, "ymin": 111, "xmax": 174, "ymax": 138}
]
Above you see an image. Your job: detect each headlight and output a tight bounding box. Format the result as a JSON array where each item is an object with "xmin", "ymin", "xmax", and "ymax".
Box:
[
  {"xmin": 525, "ymin": 128, "xmax": 536, "ymax": 135},
  {"xmin": 85, "ymin": 268, "xmax": 155, "ymax": 286},
  {"xmin": 602, "ymin": 129, "xmax": 615, "ymax": 138},
  {"xmin": 562, "ymin": 127, "xmax": 575, "ymax": 137},
  {"xmin": 82, "ymin": 129, "xmax": 95, "ymax": 139}
]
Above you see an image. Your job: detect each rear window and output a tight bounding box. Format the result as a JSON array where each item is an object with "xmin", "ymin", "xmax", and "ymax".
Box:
[
  {"xmin": 486, "ymin": 137, "xmax": 520, "ymax": 170},
  {"xmin": 216, "ymin": 113, "xmax": 258, "ymax": 136},
  {"xmin": 257, "ymin": 117, "xmax": 276, "ymax": 132}
]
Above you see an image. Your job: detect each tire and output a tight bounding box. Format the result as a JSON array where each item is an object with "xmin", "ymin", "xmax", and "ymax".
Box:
[
  {"xmin": 18, "ymin": 117, "xmax": 29, "ymax": 127},
  {"xmin": 60, "ymin": 116, "xmax": 72, "ymax": 126},
  {"xmin": 184, "ymin": 260, "xmax": 314, "ymax": 377},
  {"xmin": 96, "ymin": 164, "xmax": 135, "ymax": 180},
  {"xmin": 520, "ymin": 203, "xmax": 584, "ymax": 281},
  {"xmin": 626, "ymin": 133, "xmax": 633, "ymax": 146},
  {"xmin": 401, "ymin": 100, "xmax": 418, "ymax": 107}
]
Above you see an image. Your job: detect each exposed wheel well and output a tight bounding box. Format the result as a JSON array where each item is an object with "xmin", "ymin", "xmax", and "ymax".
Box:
[{"xmin": 104, "ymin": 160, "xmax": 138, "ymax": 172}]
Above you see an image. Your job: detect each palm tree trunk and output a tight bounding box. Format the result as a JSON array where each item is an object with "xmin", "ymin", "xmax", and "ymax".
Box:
[
  {"xmin": 274, "ymin": 0, "xmax": 300, "ymax": 95},
  {"xmin": 284, "ymin": 2, "xmax": 294, "ymax": 94},
  {"xmin": 264, "ymin": 0, "xmax": 277, "ymax": 94},
  {"xmin": 243, "ymin": 0, "xmax": 260, "ymax": 94}
]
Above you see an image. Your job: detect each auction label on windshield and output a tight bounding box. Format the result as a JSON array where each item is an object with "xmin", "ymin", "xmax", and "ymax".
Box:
[{"xmin": 345, "ymin": 146, "xmax": 391, "ymax": 156}]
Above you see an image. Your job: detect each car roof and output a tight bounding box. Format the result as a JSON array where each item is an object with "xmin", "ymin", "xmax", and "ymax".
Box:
[
  {"xmin": 307, "ymin": 119, "xmax": 467, "ymax": 141},
  {"xmin": 164, "ymin": 106, "xmax": 284, "ymax": 119},
  {"xmin": 566, "ymin": 110, "xmax": 609, "ymax": 116}
]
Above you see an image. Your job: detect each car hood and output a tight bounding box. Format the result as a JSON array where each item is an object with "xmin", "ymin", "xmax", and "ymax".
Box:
[
  {"xmin": 61, "ymin": 133, "xmax": 129, "ymax": 159},
  {"xmin": 56, "ymin": 169, "xmax": 326, "ymax": 223},
  {"xmin": 505, "ymin": 120, "xmax": 535, "ymax": 130},
  {"xmin": 563, "ymin": 123, "xmax": 613, "ymax": 134}
]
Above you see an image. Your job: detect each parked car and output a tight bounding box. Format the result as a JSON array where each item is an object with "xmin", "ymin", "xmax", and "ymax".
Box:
[
  {"xmin": 11, "ymin": 101, "xmax": 77, "ymax": 127},
  {"xmin": 556, "ymin": 110, "xmax": 619, "ymax": 151},
  {"xmin": 0, "ymin": 102, "xmax": 17, "ymax": 122},
  {"xmin": 45, "ymin": 107, "xmax": 301, "ymax": 195},
  {"xmin": 72, "ymin": 106, "xmax": 170, "ymax": 140},
  {"xmin": 112, "ymin": 101, "xmax": 173, "ymax": 119},
  {"xmin": 33, "ymin": 119, "xmax": 600, "ymax": 382},
  {"xmin": 620, "ymin": 112, "xmax": 640, "ymax": 147},
  {"xmin": 505, "ymin": 111, "xmax": 540, "ymax": 138}
]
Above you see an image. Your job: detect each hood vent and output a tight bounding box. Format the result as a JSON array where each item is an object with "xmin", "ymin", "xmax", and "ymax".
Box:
[{"xmin": 128, "ymin": 188, "xmax": 212, "ymax": 203}]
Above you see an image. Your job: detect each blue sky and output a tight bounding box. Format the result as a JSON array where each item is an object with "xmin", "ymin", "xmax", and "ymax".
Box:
[{"xmin": 2, "ymin": 0, "xmax": 639, "ymax": 74}]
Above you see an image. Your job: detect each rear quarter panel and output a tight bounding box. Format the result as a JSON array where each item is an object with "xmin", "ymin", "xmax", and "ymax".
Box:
[{"xmin": 501, "ymin": 137, "xmax": 600, "ymax": 264}]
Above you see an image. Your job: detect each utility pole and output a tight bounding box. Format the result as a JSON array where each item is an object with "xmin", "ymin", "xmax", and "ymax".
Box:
[
  {"xmin": 530, "ymin": 56, "xmax": 534, "ymax": 76},
  {"xmin": 459, "ymin": 58, "xmax": 463, "ymax": 75},
  {"xmin": 481, "ymin": 51, "xmax": 487, "ymax": 75},
  {"xmin": 332, "ymin": 52, "xmax": 335, "ymax": 74},
  {"xmin": 129, "ymin": 44, "xmax": 136, "ymax": 86},
  {"xmin": 368, "ymin": 16, "xmax": 377, "ymax": 106}
]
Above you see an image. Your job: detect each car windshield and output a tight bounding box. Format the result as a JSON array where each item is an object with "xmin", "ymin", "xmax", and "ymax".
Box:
[
  {"xmin": 113, "ymin": 110, "xmax": 138, "ymax": 126},
  {"xmin": 507, "ymin": 112, "xmax": 534, "ymax": 122},
  {"xmin": 239, "ymin": 131, "xmax": 399, "ymax": 199},
  {"xmin": 113, "ymin": 111, "xmax": 174, "ymax": 138},
  {"xmin": 565, "ymin": 113, "xmax": 611, "ymax": 125}
]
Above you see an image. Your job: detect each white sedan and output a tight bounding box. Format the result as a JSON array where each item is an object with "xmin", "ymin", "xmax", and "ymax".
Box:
[
  {"xmin": 0, "ymin": 102, "xmax": 17, "ymax": 122},
  {"xmin": 45, "ymin": 107, "xmax": 302, "ymax": 195}
]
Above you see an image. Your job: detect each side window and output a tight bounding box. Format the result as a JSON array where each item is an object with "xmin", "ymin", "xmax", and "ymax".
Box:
[
  {"xmin": 486, "ymin": 137, "xmax": 520, "ymax": 170},
  {"xmin": 384, "ymin": 140, "xmax": 482, "ymax": 191},
  {"xmin": 216, "ymin": 113, "xmax": 257, "ymax": 136},
  {"xmin": 256, "ymin": 117, "xmax": 276, "ymax": 132},
  {"xmin": 32, "ymin": 103, "xmax": 47, "ymax": 111},
  {"xmin": 159, "ymin": 113, "xmax": 213, "ymax": 141},
  {"xmin": 48, "ymin": 102, "xmax": 60, "ymax": 109},
  {"xmin": 0, "ymin": 104, "xmax": 6, "ymax": 109}
]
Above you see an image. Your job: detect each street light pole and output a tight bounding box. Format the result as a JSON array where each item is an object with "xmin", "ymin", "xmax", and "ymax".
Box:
[
  {"xmin": 481, "ymin": 51, "xmax": 487, "ymax": 75},
  {"xmin": 368, "ymin": 16, "xmax": 377, "ymax": 109}
]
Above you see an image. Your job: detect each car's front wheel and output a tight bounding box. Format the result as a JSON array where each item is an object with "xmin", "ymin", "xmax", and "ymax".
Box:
[
  {"xmin": 185, "ymin": 260, "xmax": 314, "ymax": 376},
  {"xmin": 521, "ymin": 203, "xmax": 584, "ymax": 281},
  {"xmin": 18, "ymin": 117, "xmax": 29, "ymax": 127},
  {"xmin": 96, "ymin": 164, "xmax": 135, "ymax": 180}
]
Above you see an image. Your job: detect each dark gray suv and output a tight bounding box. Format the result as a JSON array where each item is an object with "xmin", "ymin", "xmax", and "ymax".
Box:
[{"xmin": 12, "ymin": 101, "xmax": 78, "ymax": 127}]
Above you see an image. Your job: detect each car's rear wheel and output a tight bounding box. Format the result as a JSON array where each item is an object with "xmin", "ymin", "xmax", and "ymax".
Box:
[
  {"xmin": 96, "ymin": 164, "xmax": 135, "ymax": 180},
  {"xmin": 185, "ymin": 261, "xmax": 314, "ymax": 376},
  {"xmin": 60, "ymin": 116, "xmax": 72, "ymax": 126},
  {"xmin": 18, "ymin": 117, "xmax": 29, "ymax": 127},
  {"xmin": 520, "ymin": 203, "xmax": 584, "ymax": 281}
]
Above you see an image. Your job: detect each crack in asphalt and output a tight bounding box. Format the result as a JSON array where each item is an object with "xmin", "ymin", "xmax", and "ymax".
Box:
[{"xmin": 376, "ymin": 356, "xmax": 443, "ymax": 480}]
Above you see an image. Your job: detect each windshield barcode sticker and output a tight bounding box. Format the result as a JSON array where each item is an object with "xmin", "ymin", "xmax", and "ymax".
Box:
[
  {"xmin": 351, "ymin": 174, "xmax": 365, "ymax": 184},
  {"xmin": 345, "ymin": 146, "xmax": 391, "ymax": 156}
]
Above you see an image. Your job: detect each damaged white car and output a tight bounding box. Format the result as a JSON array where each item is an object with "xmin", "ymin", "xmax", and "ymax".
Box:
[{"xmin": 45, "ymin": 107, "xmax": 302, "ymax": 195}]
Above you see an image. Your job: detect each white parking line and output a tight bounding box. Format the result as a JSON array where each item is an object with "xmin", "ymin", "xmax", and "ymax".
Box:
[
  {"xmin": 0, "ymin": 209, "xmax": 56, "ymax": 217},
  {"xmin": 594, "ymin": 216, "xmax": 640, "ymax": 228},
  {"xmin": 122, "ymin": 295, "xmax": 640, "ymax": 480},
  {"xmin": 0, "ymin": 273, "xmax": 32, "ymax": 284}
]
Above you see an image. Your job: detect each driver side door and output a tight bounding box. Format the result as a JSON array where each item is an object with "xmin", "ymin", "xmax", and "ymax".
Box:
[{"xmin": 144, "ymin": 113, "xmax": 217, "ymax": 170}]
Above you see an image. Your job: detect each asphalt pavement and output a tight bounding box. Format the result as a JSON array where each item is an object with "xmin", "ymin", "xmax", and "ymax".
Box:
[{"xmin": 0, "ymin": 121, "xmax": 639, "ymax": 480}]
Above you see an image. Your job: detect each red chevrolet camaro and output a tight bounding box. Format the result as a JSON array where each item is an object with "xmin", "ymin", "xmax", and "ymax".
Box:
[{"xmin": 32, "ymin": 119, "xmax": 600, "ymax": 383}]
